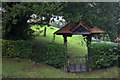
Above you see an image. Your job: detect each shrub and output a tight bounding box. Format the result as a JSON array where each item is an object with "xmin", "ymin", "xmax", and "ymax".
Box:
[
  {"xmin": 89, "ymin": 42, "xmax": 119, "ymax": 70},
  {"xmin": 14, "ymin": 40, "xmax": 34, "ymax": 59},
  {"xmin": 2, "ymin": 39, "xmax": 16, "ymax": 58},
  {"xmin": 2, "ymin": 39, "xmax": 34, "ymax": 58},
  {"xmin": 2, "ymin": 39, "xmax": 66, "ymax": 68},
  {"xmin": 44, "ymin": 43, "xmax": 66, "ymax": 68},
  {"xmin": 32, "ymin": 42, "xmax": 66, "ymax": 68}
]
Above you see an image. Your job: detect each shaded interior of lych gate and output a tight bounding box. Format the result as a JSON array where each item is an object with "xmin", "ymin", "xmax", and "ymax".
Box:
[
  {"xmin": 54, "ymin": 21, "xmax": 104, "ymax": 72},
  {"xmin": 72, "ymin": 25, "xmax": 90, "ymax": 35}
]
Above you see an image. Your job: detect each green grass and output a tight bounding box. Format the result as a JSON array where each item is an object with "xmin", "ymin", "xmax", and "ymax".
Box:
[
  {"xmin": 2, "ymin": 58, "xmax": 119, "ymax": 78},
  {"xmin": 2, "ymin": 58, "xmax": 78, "ymax": 78}
]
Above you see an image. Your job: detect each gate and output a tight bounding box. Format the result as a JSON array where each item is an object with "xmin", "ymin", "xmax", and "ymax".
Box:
[{"xmin": 67, "ymin": 55, "xmax": 87, "ymax": 72}]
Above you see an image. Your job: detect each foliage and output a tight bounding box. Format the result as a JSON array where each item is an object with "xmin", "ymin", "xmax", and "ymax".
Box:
[
  {"xmin": 2, "ymin": 38, "xmax": 66, "ymax": 68},
  {"xmin": 32, "ymin": 42, "xmax": 67, "ymax": 68},
  {"xmin": 2, "ymin": 2, "xmax": 119, "ymax": 41},
  {"xmin": 2, "ymin": 2, "xmax": 67, "ymax": 40},
  {"xmin": 2, "ymin": 39, "xmax": 16, "ymax": 58},
  {"xmin": 2, "ymin": 3, "xmax": 34, "ymax": 40},
  {"xmin": 30, "ymin": 25, "xmax": 43, "ymax": 36},
  {"xmin": 32, "ymin": 2, "xmax": 67, "ymax": 26},
  {"xmin": 98, "ymin": 33, "xmax": 111, "ymax": 41},
  {"xmin": 89, "ymin": 42, "xmax": 119, "ymax": 69},
  {"xmin": 2, "ymin": 39, "xmax": 34, "ymax": 58},
  {"xmin": 64, "ymin": 2, "xmax": 119, "ymax": 41}
]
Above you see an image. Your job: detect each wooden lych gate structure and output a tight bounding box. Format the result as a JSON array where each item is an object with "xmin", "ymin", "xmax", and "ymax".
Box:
[{"xmin": 54, "ymin": 21, "xmax": 104, "ymax": 72}]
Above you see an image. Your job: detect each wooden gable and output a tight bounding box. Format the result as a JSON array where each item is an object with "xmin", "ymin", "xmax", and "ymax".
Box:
[
  {"xmin": 72, "ymin": 25, "xmax": 90, "ymax": 35},
  {"xmin": 54, "ymin": 21, "xmax": 104, "ymax": 36}
]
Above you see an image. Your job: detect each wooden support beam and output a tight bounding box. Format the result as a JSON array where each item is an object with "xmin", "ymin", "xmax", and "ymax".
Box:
[
  {"xmin": 63, "ymin": 35, "xmax": 68, "ymax": 72},
  {"xmin": 86, "ymin": 35, "xmax": 92, "ymax": 47},
  {"xmin": 63, "ymin": 35, "xmax": 67, "ymax": 48},
  {"xmin": 86, "ymin": 35, "xmax": 92, "ymax": 56},
  {"xmin": 86, "ymin": 35, "xmax": 92, "ymax": 71}
]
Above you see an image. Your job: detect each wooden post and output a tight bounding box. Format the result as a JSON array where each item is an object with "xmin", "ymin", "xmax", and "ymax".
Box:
[
  {"xmin": 63, "ymin": 35, "xmax": 67, "ymax": 48},
  {"xmin": 44, "ymin": 27, "xmax": 46, "ymax": 37},
  {"xmin": 86, "ymin": 35, "xmax": 92, "ymax": 55},
  {"xmin": 86, "ymin": 35, "xmax": 92, "ymax": 71},
  {"xmin": 63, "ymin": 35, "xmax": 67, "ymax": 72}
]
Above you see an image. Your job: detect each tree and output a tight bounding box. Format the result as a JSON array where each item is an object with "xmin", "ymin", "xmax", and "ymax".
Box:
[
  {"xmin": 2, "ymin": 2, "xmax": 34, "ymax": 40},
  {"xmin": 3, "ymin": 2, "xmax": 118, "ymax": 41},
  {"xmin": 88, "ymin": 2, "xmax": 119, "ymax": 42},
  {"xmin": 2, "ymin": 2, "xmax": 67, "ymax": 40},
  {"xmin": 63, "ymin": 2, "xmax": 119, "ymax": 42},
  {"xmin": 31, "ymin": 2, "xmax": 67, "ymax": 37},
  {"xmin": 31, "ymin": 2, "xmax": 67, "ymax": 26}
]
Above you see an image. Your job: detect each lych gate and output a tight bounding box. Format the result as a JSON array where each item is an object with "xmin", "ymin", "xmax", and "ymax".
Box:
[{"xmin": 54, "ymin": 21, "xmax": 104, "ymax": 72}]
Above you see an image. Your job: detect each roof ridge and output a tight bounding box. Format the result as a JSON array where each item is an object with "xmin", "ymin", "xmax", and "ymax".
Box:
[{"xmin": 71, "ymin": 21, "xmax": 90, "ymax": 32}]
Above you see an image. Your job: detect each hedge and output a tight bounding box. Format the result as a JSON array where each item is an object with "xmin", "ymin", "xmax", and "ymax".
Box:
[
  {"xmin": 89, "ymin": 42, "xmax": 119, "ymax": 70},
  {"xmin": 2, "ymin": 39, "xmax": 34, "ymax": 58},
  {"xmin": 32, "ymin": 42, "xmax": 67, "ymax": 68},
  {"xmin": 2, "ymin": 39, "xmax": 66, "ymax": 68}
]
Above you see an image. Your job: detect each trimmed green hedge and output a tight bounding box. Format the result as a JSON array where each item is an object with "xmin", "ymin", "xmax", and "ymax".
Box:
[
  {"xmin": 2, "ymin": 39, "xmax": 66, "ymax": 68},
  {"xmin": 2, "ymin": 39, "xmax": 34, "ymax": 58},
  {"xmin": 32, "ymin": 42, "xmax": 67, "ymax": 68},
  {"xmin": 89, "ymin": 42, "xmax": 119, "ymax": 69}
]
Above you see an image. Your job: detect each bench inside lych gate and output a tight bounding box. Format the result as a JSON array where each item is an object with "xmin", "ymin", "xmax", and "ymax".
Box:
[{"xmin": 67, "ymin": 55, "xmax": 87, "ymax": 72}]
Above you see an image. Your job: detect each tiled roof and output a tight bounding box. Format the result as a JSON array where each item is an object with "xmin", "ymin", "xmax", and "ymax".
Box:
[
  {"xmin": 87, "ymin": 27, "xmax": 104, "ymax": 34},
  {"xmin": 115, "ymin": 37, "xmax": 120, "ymax": 41},
  {"xmin": 54, "ymin": 21, "xmax": 104, "ymax": 35}
]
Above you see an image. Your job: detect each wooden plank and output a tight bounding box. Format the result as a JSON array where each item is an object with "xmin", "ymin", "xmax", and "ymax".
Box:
[
  {"xmin": 69, "ymin": 64, "xmax": 74, "ymax": 72},
  {"xmin": 81, "ymin": 63, "xmax": 87, "ymax": 71},
  {"xmin": 74, "ymin": 64, "xmax": 76, "ymax": 72},
  {"xmin": 76, "ymin": 64, "xmax": 81, "ymax": 72},
  {"xmin": 67, "ymin": 55, "xmax": 88, "ymax": 72}
]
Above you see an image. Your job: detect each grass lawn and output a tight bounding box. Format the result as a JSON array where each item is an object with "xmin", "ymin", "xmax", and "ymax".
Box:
[{"xmin": 2, "ymin": 58, "xmax": 119, "ymax": 78}]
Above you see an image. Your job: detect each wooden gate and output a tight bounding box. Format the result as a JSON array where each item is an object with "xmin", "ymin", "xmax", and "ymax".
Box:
[{"xmin": 67, "ymin": 55, "xmax": 87, "ymax": 72}]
